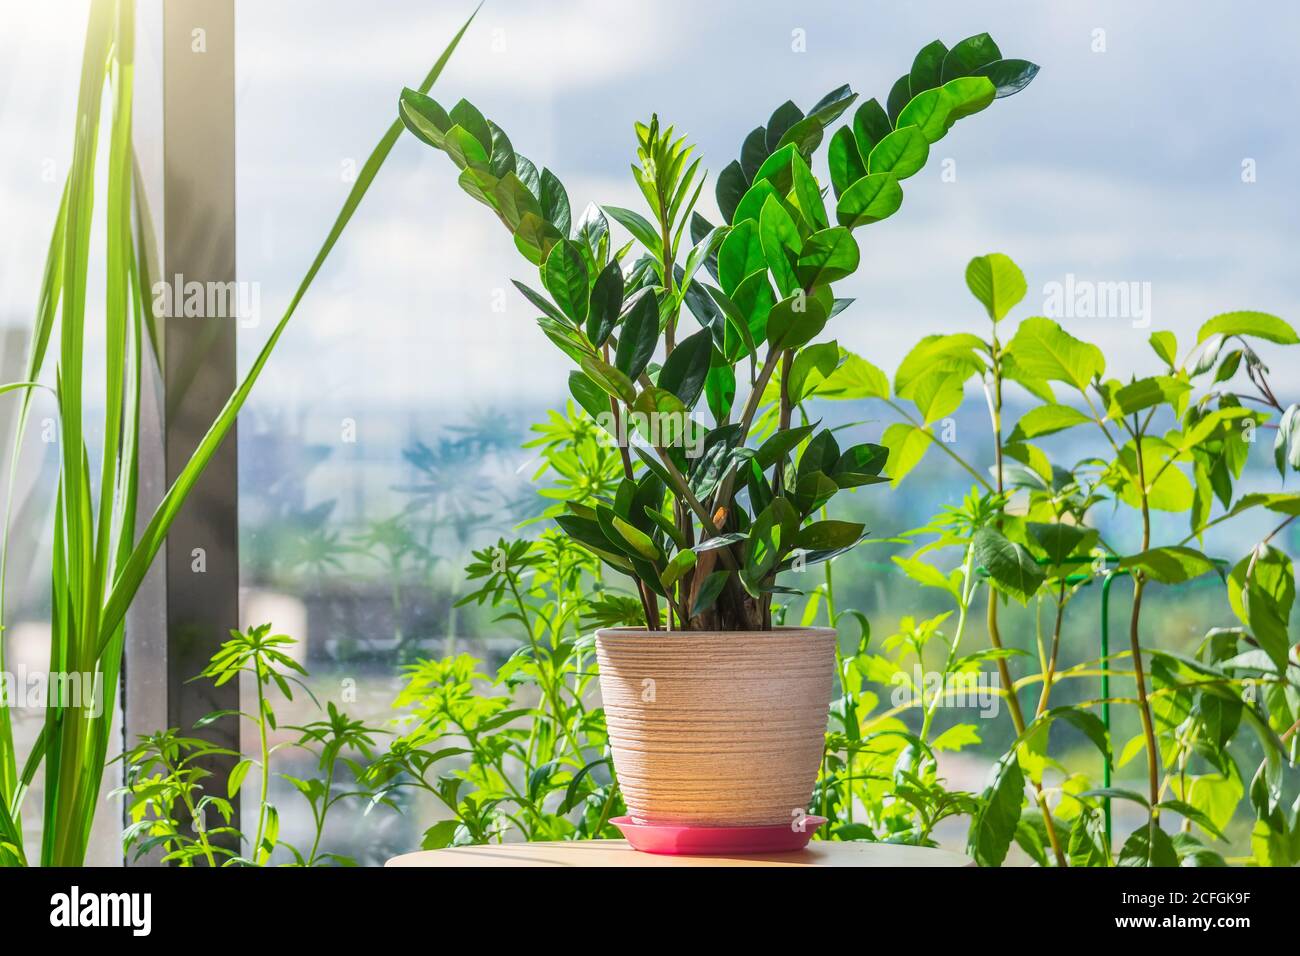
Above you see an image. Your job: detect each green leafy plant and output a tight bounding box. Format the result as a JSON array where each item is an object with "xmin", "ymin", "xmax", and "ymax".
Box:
[
  {"xmin": 850, "ymin": 251, "xmax": 1300, "ymax": 865},
  {"xmin": 366, "ymin": 533, "xmax": 629, "ymax": 847},
  {"xmin": 115, "ymin": 625, "xmax": 382, "ymax": 866},
  {"xmin": 398, "ymin": 33, "xmax": 1038, "ymax": 631},
  {"xmin": 0, "ymin": 0, "xmax": 479, "ymax": 866},
  {"xmin": 371, "ymin": 357, "xmax": 1295, "ymax": 865}
]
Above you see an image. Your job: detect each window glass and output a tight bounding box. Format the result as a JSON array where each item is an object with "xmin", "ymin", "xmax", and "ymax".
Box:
[{"xmin": 232, "ymin": 0, "xmax": 1298, "ymax": 862}]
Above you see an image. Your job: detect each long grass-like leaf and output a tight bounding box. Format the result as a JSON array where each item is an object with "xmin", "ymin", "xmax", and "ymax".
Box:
[{"xmin": 41, "ymin": 0, "xmax": 114, "ymax": 868}]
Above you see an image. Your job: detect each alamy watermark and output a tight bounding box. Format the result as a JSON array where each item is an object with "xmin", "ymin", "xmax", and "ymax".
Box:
[
  {"xmin": 1043, "ymin": 273, "xmax": 1152, "ymax": 329},
  {"xmin": 594, "ymin": 409, "xmax": 706, "ymax": 459},
  {"xmin": 890, "ymin": 666, "xmax": 1000, "ymax": 719},
  {"xmin": 0, "ymin": 667, "xmax": 104, "ymax": 718},
  {"xmin": 151, "ymin": 272, "xmax": 260, "ymax": 328}
]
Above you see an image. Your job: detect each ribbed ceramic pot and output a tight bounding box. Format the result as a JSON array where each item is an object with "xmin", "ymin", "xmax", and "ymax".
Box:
[{"xmin": 595, "ymin": 627, "xmax": 836, "ymax": 827}]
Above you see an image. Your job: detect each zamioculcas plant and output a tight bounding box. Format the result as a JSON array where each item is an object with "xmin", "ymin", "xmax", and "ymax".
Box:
[
  {"xmin": 401, "ymin": 35, "xmax": 1038, "ymax": 845},
  {"xmin": 399, "ymin": 35, "xmax": 1037, "ymax": 632}
]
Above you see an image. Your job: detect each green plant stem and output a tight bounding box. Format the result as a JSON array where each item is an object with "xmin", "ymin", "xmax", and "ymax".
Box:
[
  {"xmin": 157, "ymin": 749, "xmax": 218, "ymax": 868},
  {"xmin": 305, "ymin": 755, "xmax": 337, "ymax": 867},
  {"xmin": 920, "ymin": 544, "xmax": 977, "ymax": 742},
  {"xmin": 984, "ymin": 332, "xmax": 1068, "ymax": 868},
  {"xmin": 1130, "ymin": 417, "xmax": 1161, "ymax": 814},
  {"xmin": 1034, "ymin": 580, "xmax": 1068, "ymax": 719},
  {"xmin": 707, "ymin": 346, "xmax": 783, "ymax": 513},
  {"xmin": 506, "ymin": 576, "xmax": 584, "ymax": 764},
  {"xmin": 251, "ymin": 665, "xmax": 272, "ymax": 864},
  {"xmin": 658, "ymin": 204, "xmax": 677, "ymax": 353}
]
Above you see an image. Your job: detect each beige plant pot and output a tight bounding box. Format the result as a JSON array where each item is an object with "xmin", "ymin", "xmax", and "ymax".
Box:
[{"xmin": 595, "ymin": 626, "xmax": 837, "ymax": 827}]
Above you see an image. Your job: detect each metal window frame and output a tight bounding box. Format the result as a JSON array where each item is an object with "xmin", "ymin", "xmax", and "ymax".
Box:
[{"xmin": 124, "ymin": 0, "xmax": 240, "ymax": 864}]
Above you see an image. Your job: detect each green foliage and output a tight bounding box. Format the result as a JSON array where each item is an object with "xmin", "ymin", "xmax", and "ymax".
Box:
[
  {"xmin": 402, "ymin": 33, "xmax": 1037, "ymax": 630},
  {"xmin": 869, "ymin": 251, "xmax": 1300, "ymax": 866},
  {"xmin": 364, "ymin": 529, "xmax": 632, "ymax": 847},
  {"xmin": 116, "ymin": 627, "xmax": 382, "ymax": 866}
]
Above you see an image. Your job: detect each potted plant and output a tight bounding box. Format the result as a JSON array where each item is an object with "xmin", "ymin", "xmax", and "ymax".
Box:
[{"xmin": 400, "ymin": 33, "xmax": 1038, "ymax": 850}]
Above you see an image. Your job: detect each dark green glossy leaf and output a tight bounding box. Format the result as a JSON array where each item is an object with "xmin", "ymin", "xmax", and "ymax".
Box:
[
  {"xmin": 587, "ymin": 259, "xmax": 624, "ymax": 347},
  {"xmin": 796, "ymin": 520, "xmax": 865, "ymax": 551},
  {"xmin": 603, "ymin": 204, "xmax": 662, "ymax": 258},
  {"xmin": 754, "ymin": 423, "xmax": 814, "ymax": 468},
  {"xmin": 765, "ymin": 100, "xmax": 804, "ymax": 153},
  {"xmin": 853, "ymin": 97, "xmax": 892, "ymax": 159},
  {"xmin": 1118, "ymin": 821, "xmax": 1179, "ymax": 867},
  {"xmin": 568, "ymin": 370, "xmax": 611, "ymax": 422},
  {"xmin": 885, "ymin": 74, "xmax": 911, "ymax": 126},
  {"xmin": 940, "ymin": 32, "xmax": 1002, "ymax": 83},
  {"xmin": 539, "ymin": 168, "xmax": 571, "ymax": 238},
  {"xmin": 690, "ymin": 571, "xmax": 731, "ymax": 617},
  {"xmin": 580, "ymin": 353, "xmax": 636, "ymax": 405},
  {"xmin": 705, "ymin": 362, "xmax": 736, "ymax": 422},
  {"xmin": 716, "ymin": 160, "xmax": 747, "ymax": 225},
  {"xmin": 835, "ymin": 442, "xmax": 888, "ymax": 477},
  {"xmin": 909, "ymin": 40, "xmax": 948, "ymax": 97},
  {"xmin": 805, "ymin": 84, "xmax": 858, "ymax": 126},
  {"xmin": 658, "ymin": 327, "xmax": 712, "ymax": 409},
  {"xmin": 512, "ymin": 279, "xmax": 569, "ymax": 326},
  {"xmin": 972, "ymin": 58, "xmax": 1040, "ymax": 97},
  {"xmin": 614, "ymin": 290, "xmax": 659, "ymax": 381},
  {"xmin": 739, "ymin": 126, "xmax": 769, "ymax": 183},
  {"xmin": 449, "ymin": 98, "xmax": 493, "ymax": 152},
  {"xmin": 828, "ymin": 127, "xmax": 866, "ymax": 199},
  {"xmin": 398, "ymin": 88, "xmax": 451, "ymax": 148}
]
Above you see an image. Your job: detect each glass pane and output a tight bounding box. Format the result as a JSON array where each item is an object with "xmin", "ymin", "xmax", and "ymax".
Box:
[
  {"xmin": 229, "ymin": 0, "xmax": 1299, "ymax": 866},
  {"xmin": 235, "ymin": 0, "xmax": 561, "ymax": 865}
]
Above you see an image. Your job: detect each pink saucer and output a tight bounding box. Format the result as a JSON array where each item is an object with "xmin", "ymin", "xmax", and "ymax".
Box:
[{"xmin": 611, "ymin": 815, "xmax": 827, "ymax": 854}]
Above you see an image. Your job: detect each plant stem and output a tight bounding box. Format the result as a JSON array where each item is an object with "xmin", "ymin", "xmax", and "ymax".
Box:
[
  {"xmin": 1035, "ymin": 580, "xmax": 1068, "ymax": 719},
  {"xmin": 305, "ymin": 753, "xmax": 337, "ymax": 867},
  {"xmin": 605, "ymin": 350, "xmax": 660, "ymax": 629},
  {"xmin": 710, "ymin": 346, "xmax": 783, "ymax": 509},
  {"xmin": 1131, "ymin": 426, "xmax": 1161, "ymax": 812},
  {"xmin": 252, "ymin": 662, "xmax": 272, "ymax": 864},
  {"xmin": 920, "ymin": 544, "xmax": 976, "ymax": 742},
  {"xmin": 163, "ymin": 751, "xmax": 217, "ymax": 868},
  {"xmin": 984, "ymin": 330, "xmax": 1067, "ymax": 867}
]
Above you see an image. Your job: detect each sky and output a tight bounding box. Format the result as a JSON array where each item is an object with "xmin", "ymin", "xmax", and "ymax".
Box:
[
  {"xmin": 2, "ymin": 0, "xmax": 1299, "ymax": 442},
  {"xmin": 229, "ymin": 0, "xmax": 1300, "ymax": 416}
]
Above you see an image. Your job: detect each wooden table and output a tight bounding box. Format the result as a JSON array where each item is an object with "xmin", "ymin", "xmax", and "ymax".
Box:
[{"xmin": 387, "ymin": 840, "xmax": 972, "ymax": 867}]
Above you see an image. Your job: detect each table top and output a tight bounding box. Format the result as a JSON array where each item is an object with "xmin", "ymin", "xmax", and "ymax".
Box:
[{"xmin": 386, "ymin": 839, "xmax": 972, "ymax": 867}]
